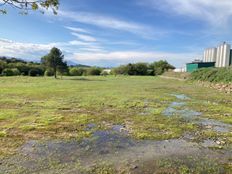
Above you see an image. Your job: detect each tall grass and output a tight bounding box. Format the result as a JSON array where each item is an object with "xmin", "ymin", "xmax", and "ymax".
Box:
[{"xmin": 190, "ymin": 67, "xmax": 232, "ymax": 83}]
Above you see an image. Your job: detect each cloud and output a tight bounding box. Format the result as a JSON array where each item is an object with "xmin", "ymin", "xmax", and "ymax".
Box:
[
  {"xmin": 0, "ymin": 38, "xmax": 55, "ymax": 60},
  {"xmin": 64, "ymin": 26, "xmax": 91, "ymax": 34},
  {"xmin": 0, "ymin": 38, "xmax": 200, "ymax": 67},
  {"xmin": 71, "ymin": 32, "xmax": 97, "ymax": 42},
  {"xmin": 49, "ymin": 10, "xmax": 164, "ymax": 38},
  {"xmin": 73, "ymin": 50, "xmax": 200, "ymax": 67},
  {"xmin": 140, "ymin": 0, "xmax": 232, "ymax": 27},
  {"xmin": 0, "ymin": 38, "xmax": 104, "ymax": 61}
]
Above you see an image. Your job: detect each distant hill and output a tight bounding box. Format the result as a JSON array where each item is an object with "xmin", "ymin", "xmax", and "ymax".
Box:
[
  {"xmin": 0, "ymin": 57, "xmax": 91, "ymax": 67},
  {"xmin": 0, "ymin": 56, "xmax": 27, "ymax": 64}
]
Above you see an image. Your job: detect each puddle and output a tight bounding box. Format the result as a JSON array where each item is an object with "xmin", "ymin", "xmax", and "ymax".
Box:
[
  {"xmin": 171, "ymin": 94, "xmax": 190, "ymax": 100},
  {"xmin": 162, "ymin": 94, "xmax": 201, "ymax": 119},
  {"xmin": 200, "ymin": 119, "xmax": 232, "ymax": 133},
  {"xmin": 163, "ymin": 102, "xmax": 201, "ymax": 119},
  {"xmin": 86, "ymin": 123, "xmax": 96, "ymax": 130},
  {"xmin": 1, "ymin": 127, "xmax": 231, "ymax": 174},
  {"xmin": 1, "ymin": 93, "xmax": 231, "ymax": 173},
  {"xmin": 112, "ymin": 125, "xmax": 129, "ymax": 134},
  {"xmin": 201, "ymin": 139, "xmax": 221, "ymax": 148}
]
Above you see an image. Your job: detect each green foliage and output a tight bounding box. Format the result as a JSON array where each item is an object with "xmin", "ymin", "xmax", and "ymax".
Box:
[
  {"xmin": 0, "ymin": 57, "xmax": 45, "ymax": 76},
  {"xmin": 0, "ymin": 0, "xmax": 59, "ymax": 14},
  {"xmin": 11, "ymin": 68, "xmax": 20, "ymax": 76},
  {"xmin": 86, "ymin": 67, "xmax": 102, "ymax": 76},
  {"xmin": 150, "ymin": 60, "xmax": 175, "ymax": 75},
  {"xmin": 190, "ymin": 67, "xmax": 232, "ymax": 83},
  {"xmin": 44, "ymin": 69, "xmax": 54, "ymax": 76},
  {"xmin": 69, "ymin": 67, "xmax": 86, "ymax": 76},
  {"xmin": 112, "ymin": 61, "xmax": 174, "ymax": 76},
  {"xmin": 2, "ymin": 68, "xmax": 20, "ymax": 76},
  {"xmin": 28, "ymin": 68, "xmax": 42, "ymax": 77},
  {"xmin": 41, "ymin": 47, "xmax": 67, "ymax": 78}
]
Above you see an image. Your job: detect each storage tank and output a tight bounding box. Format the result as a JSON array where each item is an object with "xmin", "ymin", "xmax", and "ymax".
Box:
[
  {"xmin": 216, "ymin": 42, "xmax": 231, "ymax": 67},
  {"xmin": 203, "ymin": 48, "xmax": 217, "ymax": 62}
]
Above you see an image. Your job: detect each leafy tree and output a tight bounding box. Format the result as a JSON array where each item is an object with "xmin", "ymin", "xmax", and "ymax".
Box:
[
  {"xmin": 69, "ymin": 67, "xmax": 86, "ymax": 76},
  {"xmin": 134, "ymin": 63, "xmax": 148, "ymax": 75},
  {"xmin": 44, "ymin": 69, "xmax": 54, "ymax": 76},
  {"xmin": 0, "ymin": 61, "xmax": 7, "ymax": 74},
  {"xmin": 86, "ymin": 67, "xmax": 102, "ymax": 76},
  {"xmin": 57, "ymin": 61, "xmax": 68, "ymax": 79},
  {"xmin": 112, "ymin": 65, "xmax": 128, "ymax": 75},
  {"xmin": 2, "ymin": 68, "xmax": 20, "ymax": 76},
  {"xmin": 41, "ymin": 47, "xmax": 65, "ymax": 79},
  {"xmin": 150, "ymin": 60, "xmax": 175, "ymax": 75},
  {"xmin": 0, "ymin": 0, "xmax": 59, "ymax": 14}
]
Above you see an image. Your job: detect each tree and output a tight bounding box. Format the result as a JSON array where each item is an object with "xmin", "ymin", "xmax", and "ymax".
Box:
[
  {"xmin": 150, "ymin": 60, "xmax": 175, "ymax": 75},
  {"xmin": 57, "ymin": 61, "xmax": 68, "ymax": 79},
  {"xmin": 0, "ymin": 0, "xmax": 59, "ymax": 14},
  {"xmin": 86, "ymin": 67, "xmax": 102, "ymax": 76},
  {"xmin": 41, "ymin": 47, "xmax": 65, "ymax": 79}
]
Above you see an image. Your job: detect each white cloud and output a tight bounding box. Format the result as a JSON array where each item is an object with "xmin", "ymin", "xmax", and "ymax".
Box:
[
  {"xmin": 49, "ymin": 10, "xmax": 164, "ymax": 38},
  {"xmin": 140, "ymin": 0, "xmax": 232, "ymax": 27},
  {"xmin": 0, "ymin": 38, "xmax": 200, "ymax": 67},
  {"xmin": 0, "ymin": 38, "xmax": 55, "ymax": 59},
  {"xmin": 64, "ymin": 26, "xmax": 90, "ymax": 34},
  {"xmin": 0, "ymin": 38, "xmax": 104, "ymax": 61},
  {"xmin": 73, "ymin": 50, "xmax": 200, "ymax": 67},
  {"xmin": 71, "ymin": 32, "xmax": 97, "ymax": 42}
]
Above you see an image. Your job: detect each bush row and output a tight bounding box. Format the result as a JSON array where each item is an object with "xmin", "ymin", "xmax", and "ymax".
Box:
[
  {"xmin": 0, "ymin": 67, "xmax": 104, "ymax": 76},
  {"xmin": 111, "ymin": 61, "xmax": 175, "ymax": 76},
  {"xmin": 190, "ymin": 67, "xmax": 232, "ymax": 83}
]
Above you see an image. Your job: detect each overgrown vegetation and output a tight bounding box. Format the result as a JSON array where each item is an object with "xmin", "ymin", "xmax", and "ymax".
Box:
[
  {"xmin": 190, "ymin": 67, "xmax": 232, "ymax": 83},
  {"xmin": 112, "ymin": 60, "xmax": 175, "ymax": 76},
  {"xmin": 0, "ymin": 54, "xmax": 175, "ymax": 77}
]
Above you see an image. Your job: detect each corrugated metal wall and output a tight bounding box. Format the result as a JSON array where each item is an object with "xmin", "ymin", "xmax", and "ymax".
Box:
[{"xmin": 203, "ymin": 43, "xmax": 231, "ymax": 67}]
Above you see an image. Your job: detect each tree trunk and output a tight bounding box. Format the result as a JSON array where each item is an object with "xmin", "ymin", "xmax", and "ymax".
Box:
[{"xmin": 54, "ymin": 67, "xmax": 57, "ymax": 79}]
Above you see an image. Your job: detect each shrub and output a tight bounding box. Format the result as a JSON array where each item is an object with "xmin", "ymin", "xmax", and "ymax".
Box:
[
  {"xmin": 11, "ymin": 68, "xmax": 20, "ymax": 76},
  {"xmin": 44, "ymin": 69, "xmax": 54, "ymax": 76},
  {"xmin": 86, "ymin": 67, "xmax": 102, "ymax": 76},
  {"xmin": 29, "ymin": 69, "xmax": 40, "ymax": 76},
  {"xmin": 190, "ymin": 67, "xmax": 232, "ymax": 83},
  {"xmin": 69, "ymin": 67, "xmax": 85, "ymax": 76},
  {"xmin": 2, "ymin": 68, "xmax": 20, "ymax": 76}
]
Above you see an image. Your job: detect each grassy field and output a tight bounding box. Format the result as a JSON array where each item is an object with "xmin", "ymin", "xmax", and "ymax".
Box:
[{"xmin": 0, "ymin": 76, "xmax": 231, "ymax": 173}]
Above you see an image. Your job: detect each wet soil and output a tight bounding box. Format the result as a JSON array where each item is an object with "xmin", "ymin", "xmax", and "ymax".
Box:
[{"xmin": 0, "ymin": 94, "xmax": 231, "ymax": 174}]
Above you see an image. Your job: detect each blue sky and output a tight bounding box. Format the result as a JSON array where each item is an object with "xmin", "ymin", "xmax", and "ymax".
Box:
[{"xmin": 1, "ymin": 0, "xmax": 232, "ymax": 67}]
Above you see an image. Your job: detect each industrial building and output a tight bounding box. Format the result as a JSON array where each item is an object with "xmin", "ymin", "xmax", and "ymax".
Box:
[
  {"xmin": 186, "ymin": 42, "xmax": 232, "ymax": 72},
  {"xmin": 186, "ymin": 61, "xmax": 215, "ymax": 73},
  {"xmin": 203, "ymin": 42, "xmax": 232, "ymax": 67}
]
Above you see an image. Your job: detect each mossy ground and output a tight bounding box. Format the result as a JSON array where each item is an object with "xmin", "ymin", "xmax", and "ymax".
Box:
[{"xmin": 0, "ymin": 76, "xmax": 231, "ymax": 173}]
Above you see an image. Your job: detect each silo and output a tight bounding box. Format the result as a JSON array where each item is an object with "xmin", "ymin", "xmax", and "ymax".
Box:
[
  {"xmin": 216, "ymin": 45, "xmax": 222, "ymax": 67},
  {"xmin": 209, "ymin": 48, "xmax": 212, "ymax": 62},
  {"xmin": 222, "ymin": 43, "xmax": 230, "ymax": 67},
  {"xmin": 219, "ymin": 44, "xmax": 224, "ymax": 67},
  {"xmin": 206, "ymin": 49, "xmax": 209, "ymax": 62},
  {"xmin": 203, "ymin": 50, "xmax": 206, "ymax": 62},
  {"xmin": 212, "ymin": 48, "xmax": 217, "ymax": 62}
]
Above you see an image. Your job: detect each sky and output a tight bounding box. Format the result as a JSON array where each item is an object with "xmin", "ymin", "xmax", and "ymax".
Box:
[{"xmin": 1, "ymin": 0, "xmax": 232, "ymax": 67}]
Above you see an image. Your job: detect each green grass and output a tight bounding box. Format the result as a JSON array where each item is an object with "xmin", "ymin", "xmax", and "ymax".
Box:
[
  {"xmin": 190, "ymin": 67, "xmax": 232, "ymax": 83},
  {"xmin": 0, "ymin": 76, "xmax": 231, "ymax": 157}
]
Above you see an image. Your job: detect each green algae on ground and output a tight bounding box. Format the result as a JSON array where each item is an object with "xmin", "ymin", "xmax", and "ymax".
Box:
[{"xmin": 0, "ymin": 76, "xmax": 231, "ymax": 161}]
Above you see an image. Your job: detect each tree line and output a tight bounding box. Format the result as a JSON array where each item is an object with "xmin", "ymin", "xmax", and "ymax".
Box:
[
  {"xmin": 0, "ymin": 47, "xmax": 175, "ymax": 78},
  {"xmin": 111, "ymin": 61, "xmax": 175, "ymax": 76}
]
